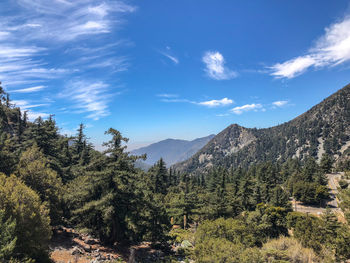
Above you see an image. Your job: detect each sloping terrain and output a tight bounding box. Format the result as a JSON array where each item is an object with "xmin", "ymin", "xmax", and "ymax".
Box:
[
  {"xmin": 174, "ymin": 84, "xmax": 350, "ymax": 174},
  {"xmin": 131, "ymin": 134, "xmax": 215, "ymax": 167}
]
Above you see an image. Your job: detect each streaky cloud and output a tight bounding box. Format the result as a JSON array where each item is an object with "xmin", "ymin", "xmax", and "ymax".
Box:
[
  {"xmin": 231, "ymin": 103, "xmax": 263, "ymax": 115},
  {"xmin": 270, "ymin": 15, "xmax": 350, "ymax": 78},
  {"xmin": 198, "ymin": 98, "xmax": 234, "ymax": 107},
  {"xmin": 11, "ymin": 86, "xmax": 46, "ymax": 93},
  {"xmin": 60, "ymin": 80, "xmax": 116, "ymax": 120}
]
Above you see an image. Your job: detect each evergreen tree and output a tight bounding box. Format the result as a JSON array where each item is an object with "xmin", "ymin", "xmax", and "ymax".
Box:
[
  {"xmin": 16, "ymin": 145, "xmax": 63, "ymax": 225},
  {"xmin": 269, "ymin": 186, "xmax": 291, "ymax": 209},
  {"xmin": 0, "ymin": 210, "xmax": 16, "ymax": 261},
  {"xmin": 148, "ymin": 158, "xmax": 168, "ymax": 194},
  {"xmin": 320, "ymin": 153, "xmax": 333, "ymax": 174},
  {"xmin": 321, "ymin": 208, "xmax": 340, "ymax": 245}
]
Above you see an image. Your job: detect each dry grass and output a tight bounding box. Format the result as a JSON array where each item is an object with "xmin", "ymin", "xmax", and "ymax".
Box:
[{"xmin": 262, "ymin": 236, "xmax": 320, "ymax": 263}]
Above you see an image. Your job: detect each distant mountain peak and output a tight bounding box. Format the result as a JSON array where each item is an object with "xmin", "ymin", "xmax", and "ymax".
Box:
[
  {"xmin": 174, "ymin": 84, "xmax": 350, "ymax": 174},
  {"xmin": 131, "ymin": 134, "xmax": 215, "ymax": 167}
]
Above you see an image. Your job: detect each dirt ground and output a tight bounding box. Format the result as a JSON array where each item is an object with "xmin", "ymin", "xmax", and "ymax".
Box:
[{"xmin": 49, "ymin": 227, "xmax": 169, "ymax": 263}]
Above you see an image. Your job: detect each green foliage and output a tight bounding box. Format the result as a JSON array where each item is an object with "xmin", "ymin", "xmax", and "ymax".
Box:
[
  {"xmin": 287, "ymin": 210, "xmax": 350, "ymax": 261},
  {"xmin": 339, "ymin": 187, "xmax": 350, "ymax": 221},
  {"xmin": 169, "ymin": 228, "xmax": 194, "ymax": 244},
  {"xmin": 287, "ymin": 160, "xmax": 329, "ymax": 205},
  {"xmin": 16, "ymin": 144, "xmax": 63, "ymax": 224},
  {"xmin": 176, "ymin": 84, "xmax": 350, "ymax": 175},
  {"xmin": 320, "ymin": 153, "xmax": 333, "ymax": 174},
  {"xmin": 287, "ymin": 212, "xmax": 324, "ymax": 251},
  {"xmin": 338, "ymin": 179, "xmax": 348, "ymax": 189},
  {"xmin": 66, "ymin": 129, "xmax": 170, "ymax": 244},
  {"xmin": 0, "ymin": 174, "xmax": 51, "ymax": 261},
  {"xmin": 0, "ymin": 209, "xmax": 16, "ymax": 260},
  {"xmin": 1, "ymin": 84, "xmax": 349, "ymax": 262},
  {"xmin": 195, "ymin": 218, "xmax": 257, "ymax": 247},
  {"xmin": 246, "ymin": 204, "xmax": 289, "ymax": 242},
  {"xmin": 194, "ymin": 237, "xmax": 246, "ymax": 263},
  {"xmin": 194, "ymin": 219, "xmax": 321, "ymax": 263}
]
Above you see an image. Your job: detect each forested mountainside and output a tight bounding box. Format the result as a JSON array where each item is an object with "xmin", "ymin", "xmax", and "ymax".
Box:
[
  {"xmin": 174, "ymin": 84, "xmax": 350, "ymax": 174},
  {"xmin": 131, "ymin": 134, "xmax": 215, "ymax": 167},
  {"xmin": 2, "ymin": 80, "xmax": 350, "ymax": 263},
  {"xmin": 0, "ymin": 84, "xmax": 171, "ymax": 262}
]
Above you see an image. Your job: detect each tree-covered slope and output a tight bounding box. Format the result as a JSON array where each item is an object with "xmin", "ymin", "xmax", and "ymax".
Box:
[{"xmin": 174, "ymin": 84, "xmax": 350, "ymax": 174}]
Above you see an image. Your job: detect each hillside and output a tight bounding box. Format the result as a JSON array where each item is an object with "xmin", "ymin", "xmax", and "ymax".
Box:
[
  {"xmin": 174, "ymin": 84, "xmax": 350, "ymax": 174},
  {"xmin": 131, "ymin": 134, "xmax": 215, "ymax": 167}
]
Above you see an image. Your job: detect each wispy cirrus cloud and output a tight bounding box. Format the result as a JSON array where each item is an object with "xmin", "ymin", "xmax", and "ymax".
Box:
[
  {"xmin": 160, "ymin": 96, "xmax": 234, "ymax": 108},
  {"xmin": 230, "ymin": 103, "xmax": 263, "ymax": 115},
  {"xmin": 60, "ymin": 80, "xmax": 117, "ymax": 120},
  {"xmin": 157, "ymin": 93, "xmax": 179, "ymax": 98},
  {"xmin": 160, "ymin": 51, "xmax": 179, "ymax": 64},
  {"xmin": 202, "ymin": 51, "xmax": 237, "ymax": 80},
  {"xmin": 9, "ymin": 0, "xmax": 136, "ymax": 42},
  {"xmin": 270, "ymin": 15, "xmax": 350, "ymax": 78},
  {"xmin": 11, "ymin": 85, "xmax": 46, "ymax": 93},
  {"xmin": 0, "ymin": 45, "xmax": 67, "ymax": 86},
  {"xmin": 158, "ymin": 46, "xmax": 179, "ymax": 65},
  {"xmin": 0, "ymin": 0, "xmax": 135, "ymax": 121},
  {"xmin": 11, "ymin": 99, "xmax": 49, "ymax": 120}
]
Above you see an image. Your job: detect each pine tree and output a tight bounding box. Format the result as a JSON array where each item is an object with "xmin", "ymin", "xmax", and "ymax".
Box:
[
  {"xmin": 149, "ymin": 158, "xmax": 168, "ymax": 194},
  {"xmin": 269, "ymin": 186, "xmax": 291, "ymax": 209},
  {"xmin": 320, "ymin": 153, "xmax": 333, "ymax": 174},
  {"xmin": 238, "ymin": 176, "xmax": 253, "ymax": 210},
  {"xmin": 0, "ymin": 210, "xmax": 16, "ymax": 261},
  {"xmin": 321, "ymin": 208, "xmax": 340, "ymax": 244}
]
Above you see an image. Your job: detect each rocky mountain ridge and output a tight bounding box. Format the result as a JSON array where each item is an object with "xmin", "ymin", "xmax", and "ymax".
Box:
[{"xmin": 174, "ymin": 84, "xmax": 350, "ymax": 174}]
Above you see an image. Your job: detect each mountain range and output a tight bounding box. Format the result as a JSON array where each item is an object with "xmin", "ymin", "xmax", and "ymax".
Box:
[
  {"xmin": 174, "ymin": 84, "xmax": 350, "ymax": 174},
  {"xmin": 131, "ymin": 134, "xmax": 215, "ymax": 167}
]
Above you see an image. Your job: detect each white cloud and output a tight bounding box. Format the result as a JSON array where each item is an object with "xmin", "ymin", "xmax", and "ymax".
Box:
[
  {"xmin": 202, "ymin": 51, "xmax": 237, "ymax": 80},
  {"xmin": 272, "ymin": 100, "xmax": 288, "ymax": 107},
  {"xmin": 11, "ymin": 99, "xmax": 49, "ymax": 120},
  {"xmin": 271, "ymin": 56, "xmax": 315, "ymax": 79},
  {"xmin": 198, "ymin": 98, "xmax": 234, "ymax": 107},
  {"xmin": 0, "ymin": 0, "xmax": 134, "ymax": 124},
  {"xmin": 0, "ymin": 45, "xmax": 67, "ymax": 87},
  {"xmin": 11, "ymin": 85, "xmax": 46, "ymax": 93},
  {"xmin": 13, "ymin": 0, "xmax": 136, "ymax": 42},
  {"xmin": 27, "ymin": 111, "xmax": 50, "ymax": 120},
  {"xmin": 60, "ymin": 80, "xmax": 115, "ymax": 120},
  {"xmin": 231, "ymin": 103, "xmax": 263, "ymax": 115},
  {"xmin": 0, "ymin": 0, "xmax": 134, "ymax": 89},
  {"xmin": 0, "ymin": 31, "xmax": 10, "ymax": 39},
  {"xmin": 270, "ymin": 16, "xmax": 350, "ymax": 78},
  {"xmin": 160, "ymin": 51, "xmax": 179, "ymax": 64},
  {"xmin": 216, "ymin": 113, "xmax": 230, "ymax": 117},
  {"xmin": 160, "ymin": 96, "xmax": 234, "ymax": 108},
  {"xmin": 157, "ymin": 94, "xmax": 179, "ymax": 98},
  {"xmin": 160, "ymin": 98, "xmax": 192, "ymax": 104},
  {"xmin": 12, "ymin": 100, "xmax": 48, "ymax": 109}
]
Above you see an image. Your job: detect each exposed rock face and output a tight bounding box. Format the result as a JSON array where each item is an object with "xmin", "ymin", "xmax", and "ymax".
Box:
[{"xmin": 174, "ymin": 84, "xmax": 350, "ymax": 174}]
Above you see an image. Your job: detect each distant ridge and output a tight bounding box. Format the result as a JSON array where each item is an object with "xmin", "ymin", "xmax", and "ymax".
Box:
[
  {"xmin": 131, "ymin": 134, "xmax": 215, "ymax": 167},
  {"xmin": 174, "ymin": 84, "xmax": 350, "ymax": 174}
]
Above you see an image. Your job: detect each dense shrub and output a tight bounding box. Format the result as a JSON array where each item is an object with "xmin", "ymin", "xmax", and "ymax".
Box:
[{"xmin": 0, "ymin": 174, "xmax": 51, "ymax": 261}]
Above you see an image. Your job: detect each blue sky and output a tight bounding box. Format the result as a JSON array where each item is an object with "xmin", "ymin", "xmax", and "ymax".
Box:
[{"xmin": 1, "ymin": 0, "xmax": 350, "ymax": 150}]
